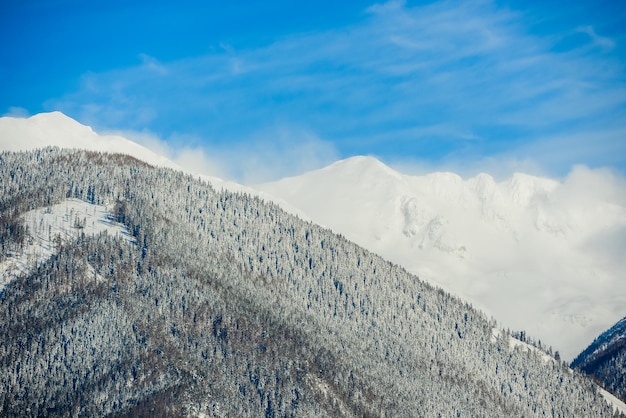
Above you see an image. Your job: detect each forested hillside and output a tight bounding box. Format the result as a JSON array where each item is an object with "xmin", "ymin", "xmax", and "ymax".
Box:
[
  {"xmin": 0, "ymin": 148, "xmax": 621, "ymax": 417},
  {"xmin": 573, "ymin": 316, "xmax": 626, "ymax": 404}
]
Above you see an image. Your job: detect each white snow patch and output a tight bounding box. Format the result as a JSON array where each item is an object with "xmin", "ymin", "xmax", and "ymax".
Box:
[
  {"xmin": 490, "ymin": 327, "xmax": 501, "ymax": 344},
  {"xmin": 0, "ymin": 199, "xmax": 132, "ymax": 293},
  {"xmin": 600, "ymin": 388, "xmax": 626, "ymax": 416},
  {"xmin": 491, "ymin": 328, "xmax": 557, "ymax": 365},
  {"xmin": 507, "ymin": 337, "xmax": 557, "ymax": 365}
]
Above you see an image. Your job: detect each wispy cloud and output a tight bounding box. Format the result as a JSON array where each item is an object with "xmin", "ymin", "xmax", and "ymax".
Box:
[
  {"xmin": 138, "ymin": 54, "xmax": 168, "ymax": 75},
  {"xmin": 2, "ymin": 107, "xmax": 30, "ymax": 118},
  {"xmin": 366, "ymin": 0, "xmax": 406, "ymax": 15},
  {"xmin": 577, "ymin": 25, "xmax": 616, "ymax": 50},
  {"xmin": 46, "ymin": 0, "xmax": 626, "ymax": 181},
  {"xmin": 111, "ymin": 126, "xmax": 339, "ymax": 184}
]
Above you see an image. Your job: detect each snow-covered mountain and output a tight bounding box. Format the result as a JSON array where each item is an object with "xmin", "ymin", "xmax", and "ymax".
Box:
[
  {"xmin": 572, "ymin": 316, "xmax": 626, "ymax": 403},
  {"xmin": 0, "ymin": 112, "xmax": 307, "ymax": 216},
  {"xmin": 0, "ymin": 112, "xmax": 257, "ymax": 194},
  {"xmin": 2, "ymin": 112, "xmax": 624, "ymax": 361},
  {"xmin": 0, "ymin": 112, "xmax": 179, "ymax": 169},
  {"xmin": 259, "ymin": 156, "xmax": 626, "ymax": 360},
  {"xmin": 1, "ymin": 147, "xmax": 623, "ymax": 416}
]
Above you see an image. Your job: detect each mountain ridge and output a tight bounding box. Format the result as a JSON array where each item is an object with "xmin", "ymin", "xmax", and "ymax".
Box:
[{"xmin": 0, "ymin": 112, "xmax": 313, "ymax": 220}]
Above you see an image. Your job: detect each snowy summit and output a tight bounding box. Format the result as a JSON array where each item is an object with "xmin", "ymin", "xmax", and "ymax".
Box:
[{"xmin": 260, "ymin": 155, "xmax": 626, "ymax": 360}]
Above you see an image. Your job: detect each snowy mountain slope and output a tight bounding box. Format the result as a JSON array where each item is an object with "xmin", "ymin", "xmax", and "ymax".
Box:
[
  {"xmin": 0, "ymin": 112, "xmax": 310, "ymax": 219},
  {"xmin": 259, "ymin": 156, "xmax": 626, "ymax": 360},
  {"xmin": 574, "ymin": 316, "xmax": 626, "ymax": 365},
  {"xmin": 0, "ymin": 199, "xmax": 132, "ymax": 293},
  {"xmin": 602, "ymin": 388, "xmax": 626, "ymax": 416},
  {"xmin": 572, "ymin": 316, "xmax": 626, "ymax": 403},
  {"xmin": 493, "ymin": 324, "xmax": 626, "ymax": 413},
  {"xmin": 0, "ymin": 112, "xmax": 180, "ymax": 169},
  {"xmin": 0, "ymin": 148, "xmax": 620, "ymax": 417}
]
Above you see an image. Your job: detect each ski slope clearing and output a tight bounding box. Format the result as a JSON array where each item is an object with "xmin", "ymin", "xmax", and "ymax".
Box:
[{"xmin": 0, "ymin": 199, "xmax": 132, "ymax": 293}]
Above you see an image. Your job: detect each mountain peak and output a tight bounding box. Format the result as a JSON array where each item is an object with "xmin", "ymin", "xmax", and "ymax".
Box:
[
  {"xmin": 258, "ymin": 157, "xmax": 626, "ymax": 362},
  {"xmin": 329, "ymin": 155, "xmax": 386, "ymax": 168},
  {"xmin": 0, "ymin": 111, "xmax": 180, "ymax": 171},
  {"xmin": 324, "ymin": 155, "xmax": 403, "ymax": 181},
  {"xmin": 29, "ymin": 110, "xmax": 83, "ymax": 123}
]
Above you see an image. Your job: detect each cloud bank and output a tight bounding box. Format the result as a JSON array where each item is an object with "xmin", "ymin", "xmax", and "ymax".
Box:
[{"xmin": 115, "ymin": 127, "xmax": 339, "ymax": 184}]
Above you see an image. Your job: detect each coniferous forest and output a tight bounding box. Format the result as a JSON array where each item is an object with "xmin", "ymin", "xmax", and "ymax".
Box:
[
  {"xmin": 0, "ymin": 148, "xmax": 622, "ymax": 417},
  {"xmin": 572, "ymin": 316, "xmax": 626, "ymax": 405}
]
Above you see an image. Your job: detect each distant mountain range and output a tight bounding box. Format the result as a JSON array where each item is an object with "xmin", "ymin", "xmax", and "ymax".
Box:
[
  {"xmin": 258, "ymin": 154, "xmax": 626, "ymax": 362},
  {"xmin": 2, "ymin": 112, "xmax": 625, "ymax": 363}
]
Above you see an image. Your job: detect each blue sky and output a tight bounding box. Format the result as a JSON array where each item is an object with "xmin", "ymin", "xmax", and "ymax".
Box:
[{"xmin": 1, "ymin": 0, "xmax": 625, "ymax": 183}]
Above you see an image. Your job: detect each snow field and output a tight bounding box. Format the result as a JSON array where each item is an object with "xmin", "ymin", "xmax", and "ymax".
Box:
[{"xmin": 0, "ymin": 199, "xmax": 132, "ymax": 293}]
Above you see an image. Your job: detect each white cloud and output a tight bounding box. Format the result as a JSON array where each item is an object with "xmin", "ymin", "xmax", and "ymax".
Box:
[
  {"xmin": 577, "ymin": 25, "xmax": 616, "ymax": 50},
  {"xmin": 105, "ymin": 129, "xmax": 224, "ymax": 178},
  {"xmin": 198, "ymin": 128, "xmax": 340, "ymax": 185},
  {"xmin": 109, "ymin": 127, "xmax": 339, "ymax": 184},
  {"xmin": 2, "ymin": 107, "xmax": 30, "ymax": 117},
  {"xmin": 557, "ymin": 165, "xmax": 626, "ymax": 208},
  {"xmin": 388, "ymin": 152, "xmax": 546, "ymax": 181},
  {"xmin": 366, "ymin": 0, "xmax": 406, "ymax": 15},
  {"xmin": 231, "ymin": 128, "xmax": 340, "ymax": 185},
  {"xmin": 173, "ymin": 146, "xmax": 224, "ymax": 177},
  {"xmin": 139, "ymin": 53, "xmax": 168, "ymax": 75}
]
